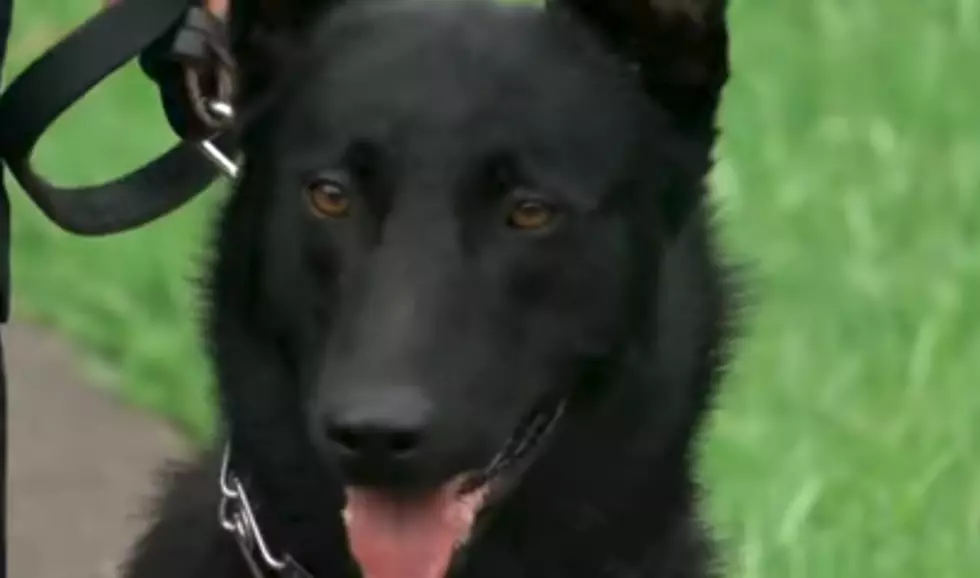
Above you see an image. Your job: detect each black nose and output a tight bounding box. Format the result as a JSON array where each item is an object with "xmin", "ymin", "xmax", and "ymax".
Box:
[
  {"xmin": 325, "ymin": 421, "xmax": 422, "ymax": 458},
  {"xmin": 316, "ymin": 388, "xmax": 432, "ymax": 480}
]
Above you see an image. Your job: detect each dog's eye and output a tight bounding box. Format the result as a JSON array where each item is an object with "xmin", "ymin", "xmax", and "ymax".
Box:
[
  {"xmin": 507, "ymin": 199, "xmax": 556, "ymax": 231},
  {"xmin": 306, "ymin": 179, "xmax": 351, "ymax": 219}
]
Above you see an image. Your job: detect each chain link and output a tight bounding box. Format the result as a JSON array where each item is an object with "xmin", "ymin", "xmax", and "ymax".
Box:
[{"xmin": 218, "ymin": 444, "xmax": 289, "ymax": 577}]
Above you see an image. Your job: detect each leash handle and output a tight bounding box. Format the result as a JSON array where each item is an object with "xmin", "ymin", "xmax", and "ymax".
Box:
[{"xmin": 0, "ymin": 0, "xmax": 231, "ymax": 236}]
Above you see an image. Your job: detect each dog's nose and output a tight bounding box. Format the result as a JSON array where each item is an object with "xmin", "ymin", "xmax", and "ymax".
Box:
[
  {"xmin": 325, "ymin": 420, "xmax": 423, "ymax": 459},
  {"xmin": 316, "ymin": 388, "xmax": 433, "ymax": 477}
]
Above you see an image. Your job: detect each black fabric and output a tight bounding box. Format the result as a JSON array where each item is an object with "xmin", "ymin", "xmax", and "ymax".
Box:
[
  {"xmin": 0, "ymin": 0, "xmax": 9, "ymax": 324},
  {"xmin": 0, "ymin": 0, "xmax": 10, "ymax": 575},
  {"xmin": 0, "ymin": 0, "xmax": 224, "ymax": 236},
  {"xmin": 140, "ymin": 9, "xmax": 213, "ymax": 141}
]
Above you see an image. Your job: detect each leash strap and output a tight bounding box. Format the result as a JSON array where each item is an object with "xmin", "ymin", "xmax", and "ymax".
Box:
[{"xmin": 0, "ymin": 0, "xmax": 230, "ymax": 236}]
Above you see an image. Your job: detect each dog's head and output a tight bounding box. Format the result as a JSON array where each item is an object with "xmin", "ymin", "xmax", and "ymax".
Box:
[{"xmin": 212, "ymin": 0, "xmax": 728, "ymax": 576}]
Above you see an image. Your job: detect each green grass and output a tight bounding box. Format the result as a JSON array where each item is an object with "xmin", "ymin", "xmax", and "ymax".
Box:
[{"xmin": 5, "ymin": 1, "xmax": 980, "ymax": 577}]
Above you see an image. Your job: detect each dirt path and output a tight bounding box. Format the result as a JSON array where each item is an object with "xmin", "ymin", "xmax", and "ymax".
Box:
[{"xmin": 6, "ymin": 322, "xmax": 188, "ymax": 578}]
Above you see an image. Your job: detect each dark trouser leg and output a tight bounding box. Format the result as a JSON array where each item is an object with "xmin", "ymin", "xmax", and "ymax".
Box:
[{"xmin": 0, "ymin": 0, "xmax": 12, "ymax": 575}]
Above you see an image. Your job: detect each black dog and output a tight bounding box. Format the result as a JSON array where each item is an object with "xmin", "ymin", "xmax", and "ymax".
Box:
[{"xmin": 124, "ymin": 0, "xmax": 736, "ymax": 577}]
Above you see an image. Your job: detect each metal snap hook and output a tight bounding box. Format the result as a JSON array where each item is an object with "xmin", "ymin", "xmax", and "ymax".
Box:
[
  {"xmin": 207, "ymin": 99, "xmax": 235, "ymax": 122},
  {"xmin": 199, "ymin": 140, "xmax": 240, "ymax": 179},
  {"xmin": 196, "ymin": 99, "xmax": 241, "ymax": 179}
]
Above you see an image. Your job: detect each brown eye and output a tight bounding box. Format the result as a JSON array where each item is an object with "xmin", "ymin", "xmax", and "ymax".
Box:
[
  {"xmin": 507, "ymin": 199, "xmax": 556, "ymax": 231},
  {"xmin": 306, "ymin": 179, "xmax": 351, "ymax": 218}
]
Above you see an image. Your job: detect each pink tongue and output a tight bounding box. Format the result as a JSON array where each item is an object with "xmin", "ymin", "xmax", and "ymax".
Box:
[{"xmin": 342, "ymin": 478, "xmax": 485, "ymax": 578}]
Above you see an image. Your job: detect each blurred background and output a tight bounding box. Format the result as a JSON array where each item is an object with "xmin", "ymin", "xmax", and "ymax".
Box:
[{"xmin": 3, "ymin": 0, "xmax": 979, "ymax": 577}]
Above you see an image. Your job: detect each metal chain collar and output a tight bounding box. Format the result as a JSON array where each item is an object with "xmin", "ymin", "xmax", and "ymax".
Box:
[{"xmin": 218, "ymin": 444, "xmax": 314, "ymax": 578}]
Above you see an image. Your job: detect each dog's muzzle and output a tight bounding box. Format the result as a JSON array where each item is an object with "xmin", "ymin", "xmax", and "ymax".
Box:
[{"xmin": 218, "ymin": 397, "xmax": 567, "ymax": 578}]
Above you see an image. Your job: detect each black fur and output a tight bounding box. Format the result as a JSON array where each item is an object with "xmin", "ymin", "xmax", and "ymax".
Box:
[{"xmin": 124, "ymin": 0, "xmax": 737, "ymax": 577}]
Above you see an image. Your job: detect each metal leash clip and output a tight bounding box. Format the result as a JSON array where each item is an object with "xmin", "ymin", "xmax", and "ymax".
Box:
[{"xmin": 196, "ymin": 100, "xmax": 241, "ymax": 179}]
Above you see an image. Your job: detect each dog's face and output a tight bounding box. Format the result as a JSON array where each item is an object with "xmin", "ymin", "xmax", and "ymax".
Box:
[{"xmin": 222, "ymin": 0, "xmax": 727, "ymax": 576}]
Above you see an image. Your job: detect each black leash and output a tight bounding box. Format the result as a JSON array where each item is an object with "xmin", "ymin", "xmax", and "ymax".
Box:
[
  {"xmin": 0, "ymin": 1, "xmax": 244, "ymax": 576},
  {"xmin": 0, "ymin": 0, "xmax": 232, "ymax": 236}
]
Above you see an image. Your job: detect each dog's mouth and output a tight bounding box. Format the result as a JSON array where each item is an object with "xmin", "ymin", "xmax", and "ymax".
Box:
[{"xmin": 340, "ymin": 397, "xmax": 567, "ymax": 578}]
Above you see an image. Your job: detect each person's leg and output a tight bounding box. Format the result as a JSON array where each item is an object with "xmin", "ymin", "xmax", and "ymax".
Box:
[{"xmin": 0, "ymin": 0, "xmax": 12, "ymax": 576}]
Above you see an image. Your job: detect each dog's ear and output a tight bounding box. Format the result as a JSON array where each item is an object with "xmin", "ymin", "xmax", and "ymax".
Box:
[
  {"xmin": 231, "ymin": 0, "xmax": 341, "ymax": 31},
  {"xmin": 228, "ymin": 0, "xmax": 347, "ymax": 94},
  {"xmin": 549, "ymin": 0, "xmax": 729, "ymax": 128}
]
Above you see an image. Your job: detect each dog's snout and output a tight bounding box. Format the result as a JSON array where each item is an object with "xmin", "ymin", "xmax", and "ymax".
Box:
[
  {"xmin": 325, "ymin": 419, "xmax": 423, "ymax": 458},
  {"xmin": 315, "ymin": 387, "xmax": 434, "ymax": 481}
]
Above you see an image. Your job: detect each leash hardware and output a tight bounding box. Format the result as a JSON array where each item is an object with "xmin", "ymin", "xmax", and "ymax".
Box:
[
  {"xmin": 218, "ymin": 444, "xmax": 289, "ymax": 576},
  {"xmin": 196, "ymin": 99, "xmax": 241, "ymax": 179},
  {"xmin": 170, "ymin": 5, "xmax": 237, "ymax": 133},
  {"xmin": 170, "ymin": 3, "xmax": 241, "ymax": 179}
]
